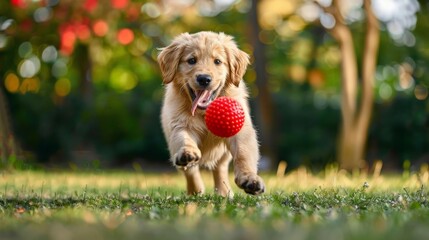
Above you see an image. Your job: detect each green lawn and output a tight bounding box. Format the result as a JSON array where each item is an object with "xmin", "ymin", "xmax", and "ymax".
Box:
[{"xmin": 0, "ymin": 168, "xmax": 428, "ymax": 240}]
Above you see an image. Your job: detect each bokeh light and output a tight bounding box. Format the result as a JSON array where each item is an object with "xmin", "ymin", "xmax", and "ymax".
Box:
[
  {"xmin": 93, "ymin": 20, "xmax": 108, "ymax": 37},
  {"xmin": 60, "ymin": 29, "xmax": 76, "ymax": 55},
  {"xmin": 126, "ymin": 5, "xmax": 140, "ymax": 21},
  {"xmin": 320, "ymin": 13, "xmax": 335, "ymax": 29},
  {"xmin": 20, "ymin": 77, "xmax": 40, "ymax": 94},
  {"xmin": 379, "ymin": 83, "xmax": 393, "ymax": 100},
  {"xmin": 258, "ymin": 0, "xmax": 296, "ymax": 30},
  {"xmin": 308, "ymin": 69, "xmax": 324, "ymax": 88},
  {"xmin": 42, "ymin": 46, "xmax": 58, "ymax": 63},
  {"xmin": 298, "ymin": 2, "xmax": 320, "ymax": 22},
  {"xmin": 19, "ymin": 60, "xmax": 35, "ymax": 78},
  {"xmin": 110, "ymin": 67, "xmax": 137, "ymax": 92},
  {"xmin": 414, "ymin": 85, "xmax": 428, "ymax": 100},
  {"xmin": 117, "ymin": 28, "xmax": 134, "ymax": 45},
  {"xmin": 75, "ymin": 23, "xmax": 91, "ymax": 41},
  {"xmin": 33, "ymin": 7, "xmax": 52, "ymax": 23},
  {"xmin": 55, "ymin": 78, "xmax": 71, "ymax": 97},
  {"xmin": 11, "ymin": 0, "xmax": 26, "ymax": 8},
  {"xmin": 320, "ymin": 46, "xmax": 341, "ymax": 68},
  {"xmin": 52, "ymin": 59, "xmax": 68, "ymax": 78},
  {"xmin": 1, "ymin": 19, "xmax": 14, "ymax": 31},
  {"xmin": 289, "ymin": 64, "xmax": 306, "ymax": 83},
  {"xmin": 142, "ymin": 3, "xmax": 161, "ymax": 18},
  {"xmin": 90, "ymin": 44, "xmax": 112, "ymax": 66},
  {"xmin": 84, "ymin": 0, "xmax": 98, "ymax": 12},
  {"xmin": 372, "ymin": 0, "xmax": 420, "ymax": 46},
  {"xmin": 111, "ymin": 0, "xmax": 128, "ymax": 9},
  {"xmin": 287, "ymin": 15, "xmax": 306, "ymax": 32},
  {"xmin": 18, "ymin": 56, "xmax": 41, "ymax": 78},
  {"xmin": 18, "ymin": 42, "xmax": 32, "ymax": 58},
  {"xmin": 4, "ymin": 73, "xmax": 20, "ymax": 93},
  {"xmin": 397, "ymin": 62, "xmax": 414, "ymax": 90},
  {"xmin": 275, "ymin": 21, "xmax": 295, "ymax": 38},
  {"xmin": 0, "ymin": 34, "xmax": 8, "ymax": 49}
]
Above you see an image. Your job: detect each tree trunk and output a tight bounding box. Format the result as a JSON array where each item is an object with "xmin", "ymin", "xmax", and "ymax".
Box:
[
  {"xmin": 324, "ymin": 0, "xmax": 380, "ymax": 171},
  {"xmin": 248, "ymin": 0, "xmax": 277, "ymax": 169},
  {"xmin": 75, "ymin": 44, "xmax": 93, "ymax": 103},
  {"xmin": 0, "ymin": 86, "xmax": 18, "ymax": 168}
]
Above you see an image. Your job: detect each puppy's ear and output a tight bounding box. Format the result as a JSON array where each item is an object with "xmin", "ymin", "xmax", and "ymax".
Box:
[
  {"xmin": 226, "ymin": 44, "xmax": 250, "ymax": 87},
  {"xmin": 157, "ymin": 34, "xmax": 188, "ymax": 84}
]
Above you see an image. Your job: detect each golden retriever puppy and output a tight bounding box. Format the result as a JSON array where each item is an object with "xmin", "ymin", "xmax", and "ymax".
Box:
[{"xmin": 157, "ymin": 31, "xmax": 265, "ymax": 196}]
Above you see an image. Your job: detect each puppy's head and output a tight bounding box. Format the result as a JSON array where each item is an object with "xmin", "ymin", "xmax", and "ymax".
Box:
[{"xmin": 157, "ymin": 31, "xmax": 249, "ymax": 116}]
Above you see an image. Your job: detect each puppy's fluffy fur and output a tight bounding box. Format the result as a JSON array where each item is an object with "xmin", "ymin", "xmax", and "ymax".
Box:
[{"xmin": 157, "ymin": 31, "xmax": 264, "ymax": 196}]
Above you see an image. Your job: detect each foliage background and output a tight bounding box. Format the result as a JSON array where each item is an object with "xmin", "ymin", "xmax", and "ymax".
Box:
[{"xmin": 0, "ymin": 0, "xmax": 428, "ymax": 171}]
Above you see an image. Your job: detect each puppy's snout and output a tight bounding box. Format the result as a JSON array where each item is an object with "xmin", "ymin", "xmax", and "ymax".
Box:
[{"xmin": 196, "ymin": 74, "xmax": 212, "ymax": 87}]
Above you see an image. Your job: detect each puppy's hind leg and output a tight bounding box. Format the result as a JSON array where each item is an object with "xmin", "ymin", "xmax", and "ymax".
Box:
[{"xmin": 182, "ymin": 166, "xmax": 205, "ymax": 195}]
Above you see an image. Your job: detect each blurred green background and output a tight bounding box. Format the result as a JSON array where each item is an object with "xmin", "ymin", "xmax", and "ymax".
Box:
[{"xmin": 0, "ymin": 0, "xmax": 428, "ymax": 171}]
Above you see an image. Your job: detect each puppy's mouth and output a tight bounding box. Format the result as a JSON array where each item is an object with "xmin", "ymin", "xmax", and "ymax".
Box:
[{"xmin": 188, "ymin": 85, "xmax": 218, "ymax": 116}]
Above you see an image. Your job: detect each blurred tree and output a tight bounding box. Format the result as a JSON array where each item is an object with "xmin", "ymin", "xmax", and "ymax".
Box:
[
  {"xmin": 249, "ymin": 0, "xmax": 277, "ymax": 168},
  {"xmin": 318, "ymin": 0, "xmax": 380, "ymax": 171},
  {"xmin": 257, "ymin": 0, "xmax": 423, "ymax": 170},
  {"xmin": 0, "ymin": 85, "xmax": 19, "ymax": 167},
  {"xmin": 0, "ymin": 1, "xmax": 20, "ymax": 168}
]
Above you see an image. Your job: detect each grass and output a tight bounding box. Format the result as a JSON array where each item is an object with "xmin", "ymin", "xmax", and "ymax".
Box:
[{"xmin": 0, "ymin": 167, "xmax": 429, "ymax": 240}]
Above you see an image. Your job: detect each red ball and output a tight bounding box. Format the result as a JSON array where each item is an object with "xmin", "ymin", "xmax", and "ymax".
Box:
[{"xmin": 205, "ymin": 97, "xmax": 245, "ymax": 138}]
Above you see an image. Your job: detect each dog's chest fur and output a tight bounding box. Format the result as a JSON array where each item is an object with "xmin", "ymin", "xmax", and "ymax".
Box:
[{"xmin": 187, "ymin": 113, "xmax": 231, "ymax": 168}]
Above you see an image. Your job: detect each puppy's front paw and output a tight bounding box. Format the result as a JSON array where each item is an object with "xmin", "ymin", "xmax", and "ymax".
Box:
[
  {"xmin": 173, "ymin": 147, "xmax": 201, "ymax": 167},
  {"xmin": 235, "ymin": 173, "xmax": 265, "ymax": 195}
]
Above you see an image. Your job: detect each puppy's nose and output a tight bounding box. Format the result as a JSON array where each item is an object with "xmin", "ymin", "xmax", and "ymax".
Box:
[{"xmin": 196, "ymin": 74, "xmax": 211, "ymax": 87}]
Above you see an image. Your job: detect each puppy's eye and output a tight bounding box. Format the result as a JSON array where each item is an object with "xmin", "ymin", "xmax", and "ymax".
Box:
[
  {"xmin": 187, "ymin": 58, "xmax": 197, "ymax": 65},
  {"xmin": 214, "ymin": 59, "xmax": 222, "ymax": 65}
]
